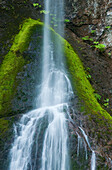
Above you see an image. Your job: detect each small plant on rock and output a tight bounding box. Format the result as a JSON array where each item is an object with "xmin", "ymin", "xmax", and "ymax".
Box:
[
  {"xmin": 94, "ymin": 93, "xmax": 101, "ymax": 101},
  {"xmin": 91, "ymin": 30, "xmax": 96, "ymax": 34},
  {"xmin": 105, "ymin": 26, "xmax": 111, "ymax": 29},
  {"xmin": 82, "ymin": 36, "xmax": 93, "ymax": 41},
  {"xmin": 64, "ymin": 19, "xmax": 70, "ymax": 23},
  {"xmin": 103, "ymin": 98, "xmax": 109, "ymax": 108},
  {"xmin": 40, "ymin": 10, "xmax": 49, "ymax": 14},
  {"xmin": 86, "ymin": 74, "xmax": 91, "ymax": 79},
  {"xmin": 33, "ymin": 3, "xmax": 39, "ymax": 7},
  {"xmin": 94, "ymin": 44, "xmax": 106, "ymax": 51}
]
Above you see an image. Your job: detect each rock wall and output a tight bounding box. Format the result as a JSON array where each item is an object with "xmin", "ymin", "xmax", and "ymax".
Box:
[
  {"xmin": 65, "ymin": 0, "xmax": 112, "ymax": 50},
  {"xmin": 65, "ymin": 0, "xmax": 112, "ymax": 114}
]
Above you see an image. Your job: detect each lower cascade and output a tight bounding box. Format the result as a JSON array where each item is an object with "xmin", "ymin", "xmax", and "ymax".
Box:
[
  {"xmin": 9, "ymin": 71, "xmax": 72, "ymax": 170},
  {"xmin": 8, "ymin": 0, "xmax": 96, "ymax": 169}
]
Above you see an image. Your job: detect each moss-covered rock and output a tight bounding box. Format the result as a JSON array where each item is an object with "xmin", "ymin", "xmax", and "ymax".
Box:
[
  {"xmin": 63, "ymin": 39, "xmax": 112, "ymax": 162},
  {"xmin": 0, "ymin": 19, "xmax": 44, "ymax": 117},
  {"xmin": 0, "ymin": 17, "xmax": 112, "ymax": 140},
  {"xmin": 0, "ymin": 18, "xmax": 112, "ymax": 168},
  {"xmin": 64, "ymin": 41, "xmax": 112, "ymax": 125}
]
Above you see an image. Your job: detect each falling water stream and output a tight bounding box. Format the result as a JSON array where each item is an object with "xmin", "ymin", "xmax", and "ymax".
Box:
[{"xmin": 9, "ymin": 0, "xmax": 96, "ymax": 169}]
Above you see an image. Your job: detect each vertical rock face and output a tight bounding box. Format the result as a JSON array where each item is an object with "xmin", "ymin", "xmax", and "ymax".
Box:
[{"xmin": 65, "ymin": 0, "xmax": 112, "ymax": 50}]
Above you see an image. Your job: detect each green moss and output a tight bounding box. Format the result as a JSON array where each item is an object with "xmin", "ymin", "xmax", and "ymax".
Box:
[
  {"xmin": 0, "ymin": 52, "xmax": 25, "ymax": 115},
  {"xmin": 11, "ymin": 19, "xmax": 43, "ymax": 53},
  {"xmin": 0, "ymin": 117, "xmax": 14, "ymax": 156},
  {"xmin": 0, "ymin": 19, "xmax": 44, "ymax": 117},
  {"xmin": 63, "ymin": 40, "xmax": 112, "ymax": 127},
  {"xmin": 0, "ymin": 118, "xmax": 10, "ymax": 134}
]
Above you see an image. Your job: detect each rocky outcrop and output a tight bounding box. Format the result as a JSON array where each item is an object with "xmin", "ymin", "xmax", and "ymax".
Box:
[
  {"xmin": 65, "ymin": 0, "xmax": 112, "ymax": 114},
  {"xmin": 65, "ymin": 0, "xmax": 112, "ymax": 49}
]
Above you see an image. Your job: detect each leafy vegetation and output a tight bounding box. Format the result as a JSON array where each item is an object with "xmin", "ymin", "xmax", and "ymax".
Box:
[
  {"xmin": 40, "ymin": 10, "xmax": 49, "ymax": 14},
  {"xmin": 93, "ymin": 43, "xmax": 106, "ymax": 51},
  {"xmin": 33, "ymin": 3, "xmax": 39, "ymax": 7},
  {"xmin": 86, "ymin": 74, "xmax": 91, "ymax": 79},
  {"xmin": 82, "ymin": 36, "xmax": 93, "ymax": 41},
  {"xmin": 86, "ymin": 67, "xmax": 91, "ymax": 71},
  {"xmin": 64, "ymin": 19, "xmax": 70, "ymax": 23},
  {"xmin": 108, "ymin": 52, "xmax": 111, "ymax": 56},
  {"xmin": 93, "ymin": 41, "xmax": 99, "ymax": 44},
  {"xmin": 103, "ymin": 98, "xmax": 109, "ymax": 108},
  {"xmin": 94, "ymin": 93, "xmax": 101, "ymax": 101},
  {"xmin": 91, "ymin": 30, "xmax": 96, "ymax": 34},
  {"xmin": 82, "ymin": 36, "xmax": 106, "ymax": 51},
  {"xmin": 105, "ymin": 26, "xmax": 111, "ymax": 29},
  {"xmin": 33, "ymin": 3, "xmax": 41, "ymax": 8}
]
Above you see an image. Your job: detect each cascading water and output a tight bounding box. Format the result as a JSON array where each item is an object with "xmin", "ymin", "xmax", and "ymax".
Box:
[
  {"xmin": 9, "ymin": 0, "xmax": 72, "ymax": 170},
  {"xmin": 8, "ymin": 0, "xmax": 96, "ymax": 169}
]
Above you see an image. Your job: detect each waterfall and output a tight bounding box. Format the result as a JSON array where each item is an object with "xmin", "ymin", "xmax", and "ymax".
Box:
[
  {"xmin": 9, "ymin": 0, "xmax": 72, "ymax": 170},
  {"xmin": 77, "ymin": 127, "xmax": 96, "ymax": 170},
  {"xmin": 8, "ymin": 0, "xmax": 96, "ymax": 169},
  {"xmin": 91, "ymin": 151, "xmax": 96, "ymax": 170}
]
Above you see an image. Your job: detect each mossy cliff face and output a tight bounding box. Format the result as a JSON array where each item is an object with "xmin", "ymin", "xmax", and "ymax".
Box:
[
  {"xmin": 0, "ymin": 19, "xmax": 43, "ymax": 117},
  {"xmin": 0, "ymin": 18, "xmax": 112, "ymax": 168},
  {"xmin": 64, "ymin": 41, "xmax": 112, "ymax": 124}
]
